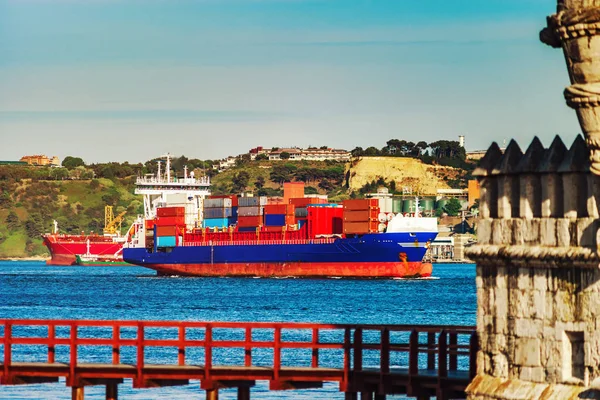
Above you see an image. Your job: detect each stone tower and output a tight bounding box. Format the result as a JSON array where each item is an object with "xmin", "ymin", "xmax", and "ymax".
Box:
[{"xmin": 465, "ymin": 136, "xmax": 600, "ymax": 399}]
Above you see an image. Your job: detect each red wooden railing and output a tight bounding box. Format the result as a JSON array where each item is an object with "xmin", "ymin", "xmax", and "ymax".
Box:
[{"xmin": 0, "ymin": 320, "xmax": 477, "ymax": 398}]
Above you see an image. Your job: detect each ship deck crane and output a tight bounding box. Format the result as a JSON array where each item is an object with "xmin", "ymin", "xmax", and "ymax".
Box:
[{"xmin": 104, "ymin": 205, "xmax": 127, "ymax": 236}]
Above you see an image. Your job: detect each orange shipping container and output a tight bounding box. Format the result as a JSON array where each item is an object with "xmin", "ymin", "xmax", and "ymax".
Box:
[
  {"xmin": 343, "ymin": 199, "xmax": 379, "ymax": 211},
  {"xmin": 155, "ymin": 225, "xmax": 180, "ymax": 236},
  {"xmin": 343, "ymin": 220, "xmax": 379, "ymax": 234},
  {"xmin": 343, "ymin": 210, "xmax": 379, "ymax": 222},
  {"xmin": 283, "ymin": 182, "xmax": 305, "ymax": 203},
  {"xmin": 157, "ymin": 207, "xmax": 185, "ymax": 217},
  {"xmin": 264, "ymin": 204, "xmax": 296, "ymax": 215}
]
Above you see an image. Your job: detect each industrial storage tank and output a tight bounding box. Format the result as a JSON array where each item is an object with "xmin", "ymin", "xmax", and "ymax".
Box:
[
  {"xmin": 392, "ymin": 198, "xmax": 403, "ymax": 213},
  {"xmin": 421, "ymin": 197, "xmax": 435, "ymax": 212},
  {"xmin": 402, "ymin": 199, "xmax": 415, "ymax": 213}
]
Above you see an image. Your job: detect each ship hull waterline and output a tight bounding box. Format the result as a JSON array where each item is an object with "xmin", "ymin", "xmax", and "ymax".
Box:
[{"xmin": 137, "ymin": 261, "xmax": 432, "ymax": 278}]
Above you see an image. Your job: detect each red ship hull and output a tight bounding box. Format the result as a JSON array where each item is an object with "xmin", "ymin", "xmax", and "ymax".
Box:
[
  {"xmin": 147, "ymin": 261, "xmax": 433, "ymax": 278},
  {"xmin": 42, "ymin": 234, "xmax": 123, "ymax": 266}
]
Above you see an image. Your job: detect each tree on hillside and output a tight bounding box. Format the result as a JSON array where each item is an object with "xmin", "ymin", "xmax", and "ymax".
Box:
[
  {"xmin": 255, "ymin": 154, "xmax": 269, "ymax": 161},
  {"xmin": 363, "ymin": 147, "xmax": 380, "ymax": 156},
  {"xmin": 270, "ymin": 164, "xmax": 294, "ymax": 185},
  {"xmin": 279, "ymin": 152, "xmax": 290, "ymax": 160},
  {"xmin": 235, "ymin": 154, "xmax": 251, "ymax": 166},
  {"xmin": 232, "ymin": 171, "xmax": 250, "ymax": 192},
  {"xmin": 49, "ymin": 167, "xmax": 68, "ymax": 180},
  {"xmin": 444, "ymin": 198, "xmax": 463, "ymax": 217},
  {"xmin": 5, "ymin": 211, "xmax": 20, "ymax": 230},
  {"xmin": 62, "ymin": 156, "xmax": 85, "ymax": 169},
  {"xmin": 25, "ymin": 211, "xmax": 45, "ymax": 238},
  {"xmin": 351, "ymin": 147, "xmax": 364, "ymax": 157},
  {"xmin": 254, "ymin": 176, "xmax": 265, "ymax": 190},
  {"xmin": 318, "ymin": 179, "xmax": 334, "ymax": 192}
]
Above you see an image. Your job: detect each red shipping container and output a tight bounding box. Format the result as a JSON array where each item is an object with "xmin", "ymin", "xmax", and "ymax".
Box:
[
  {"xmin": 343, "ymin": 209, "xmax": 379, "ymax": 222},
  {"xmin": 145, "ymin": 219, "xmax": 156, "ymax": 230},
  {"xmin": 263, "ymin": 226, "xmax": 286, "ymax": 232},
  {"xmin": 343, "ymin": 199, "xmax": 379, "ymax": 211},
  {"xmin": 210, "ymin": 194, "xmax": 238, "ymax": 207},
  {"xmin": 157, "ymin": 207, "xmax": 185, "ymax": 217},
  {"xmin": 156, "ymin": 225, "xmax": 180, "ymax": 236},
  {"xmin": 343, "ymin": 220, "xmax": 379, "ymax": 234},
  {"xmin": 237, "ymin": 216, "xmax": 262, "ymax": 227},
  {"xmin": 155, "ymin": 216, "xmax": 186, "ymax": 226},
  {"xmin": 308, "ymin": 207, "xmax": 344, "ymax": 237},
  {"xmin": 264, "ymin": 204, "xmax": 296, "ymax": 215},
  {"xmin": 289, "ymin": 197, "xmax": 322, "ymax": 207}
]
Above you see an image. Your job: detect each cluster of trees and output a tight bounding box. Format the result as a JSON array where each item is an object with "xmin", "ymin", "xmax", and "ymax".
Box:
[{"xmin": 351, "ymin": 139, "xmax": 468, "ymax": 166}]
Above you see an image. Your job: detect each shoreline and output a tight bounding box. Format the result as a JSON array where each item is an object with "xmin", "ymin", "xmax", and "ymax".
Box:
[{"xmin": 0, "ymin": 256, "xmax": 49, "ymax": 261}]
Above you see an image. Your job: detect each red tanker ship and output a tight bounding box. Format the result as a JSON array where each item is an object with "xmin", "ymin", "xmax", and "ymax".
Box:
[{"xmin": 42, "ymin": 206, "xmax": 128, "ymax": 266}]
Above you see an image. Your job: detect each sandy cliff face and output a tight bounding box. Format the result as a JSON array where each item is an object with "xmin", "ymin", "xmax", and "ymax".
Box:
[{"xmin": 347, "ymin": 157, "xmax": 459, "ymax": 195}]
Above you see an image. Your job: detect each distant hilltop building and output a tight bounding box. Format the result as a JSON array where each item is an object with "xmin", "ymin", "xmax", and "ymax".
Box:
[
  {"xmin": 215, "ymin": 146, "xmax": 351, "ymax": 171},
  {"xmin": 20, "ymin": 155, "xmax": 60, "ymax": 166}
]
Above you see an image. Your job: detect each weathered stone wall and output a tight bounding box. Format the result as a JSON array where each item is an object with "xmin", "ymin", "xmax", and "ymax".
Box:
[{"xmin": 465, "ymin": 136, "xmax": 600, "ymax": 399}]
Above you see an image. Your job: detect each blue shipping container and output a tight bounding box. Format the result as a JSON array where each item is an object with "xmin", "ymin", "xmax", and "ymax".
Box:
[
  {"xmin": 265, "ymin": 214, "xmax": 286, "ymax": 226},
  {"xmin": 156, "ymin": 236, "xmax": 177, "ymax": 247},
  {"xmin": 202, "ymin": 218, "xmax": 229, "ymax": 228},
  {"xmin": 237, "ymin": 227, "xmax": 257, "ymax": 232},
  {"xmin": 204, "ymin": 207, "xmax": 233, "ymax": 219},
  {"xmin": 298, "ymin": 220, "xmax": 307, "ymax": 228}
]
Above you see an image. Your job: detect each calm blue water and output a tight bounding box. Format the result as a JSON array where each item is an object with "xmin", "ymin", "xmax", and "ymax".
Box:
[{"xmin": 0, "ymin": 261, "xmax": 476, "ymax": 399}]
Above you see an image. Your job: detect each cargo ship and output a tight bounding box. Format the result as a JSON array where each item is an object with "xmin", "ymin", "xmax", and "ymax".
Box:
[
  {"xmin": 42, "ymin": 155, "xmax": 211, "ymax": 266},
  {"xmin": 123, "ymin": 195, "xmax": 439, "ymax": 278}
]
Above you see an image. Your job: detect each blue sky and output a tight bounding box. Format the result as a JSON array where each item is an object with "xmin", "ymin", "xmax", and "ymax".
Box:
[{"xmin": 0, "ymin": 0, "xmax": 579, "ymax": 163}]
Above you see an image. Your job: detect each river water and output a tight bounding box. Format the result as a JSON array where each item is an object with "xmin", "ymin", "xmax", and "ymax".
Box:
[{"xmin": 0, "ymin": 261, "xmax": 476, "ymax": 399}]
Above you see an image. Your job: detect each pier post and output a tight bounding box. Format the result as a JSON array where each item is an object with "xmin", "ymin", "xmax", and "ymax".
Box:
[
  {"xmin": 206, "ymin": 388, "xmax": 219, "ymax": 400},
  {"xmin": 237, "ymin": 386, "xmax": 250, "ymax": 400},
  {"xmin": 106, "ymin": 383, "xmax": 118, "ymax": 400},
  {"xmin": 72, "ymin": 386, "xmax": 84, "ymax": 400},
  {"xmin": 465, "ymin": 137, "xmax": 600, "ymax": 399}
]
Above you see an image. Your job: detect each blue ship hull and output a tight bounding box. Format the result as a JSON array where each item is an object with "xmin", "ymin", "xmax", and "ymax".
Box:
[{"xmin": 124, "ymin": 231, "xmax": 437, "ymax": 278}]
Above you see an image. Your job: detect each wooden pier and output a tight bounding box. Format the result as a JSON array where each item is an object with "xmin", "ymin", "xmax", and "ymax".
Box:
[{"xmin": 0, "ymin": 319, "xmax": 477, "ymax": 399}]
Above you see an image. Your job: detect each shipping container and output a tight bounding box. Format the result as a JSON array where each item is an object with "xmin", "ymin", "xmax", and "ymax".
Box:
[
  {"xmin": 286, "ymin": 215, "xmax": 295, "ymax": 226},
  {"xmin": 237, "ymin": 215, "xmax": 262, "ymax": 227},
  {"xmin": 203, "ymin": 207, "xmax": 233, "ymax": 219},
  {"xmin": 238, "ymin": 206, "xmax": 262, "ymax": 217},
  {"xmin": 308, "ymin": 207, "xmax": 344, "ymax": 237},
  {"xmin": 264, "ymin": 204, "xmax": 295, "ymax": 215},
  {"xmin": 289, "ymin": 197, "xmax": 322, "ymax": 207},
  {"xmin": 343, "ymin": 210, "xmax": 379, "ymax": 222},
  {"xmin": 238, "ymin": 226, "xmax": 258, "ymax": 232},
  {"xmin": 263, "ymin": 226, "xmax": 286, "ymax": 232},
  {"xmin": 298, "ymin": 219, "xmax": 307, "ymax": 229},
  {"xmin": 343, "ymin": 199, "xmax": 379, "ymax": 211},
  {"xmin": 295, "ymin": 207, "xmax": 308, "ymax": 218},
  {"xmin": 156, "ymin": 225, "xmax": 179, "ymax": 237},
  {"xmin": 402, "ymin": 199, "xmax": 416, "ymax": 213},
  {"xmin": 156, "ymin": 235, "xmax": 178, "ymax": 247},
  {"xmin": 306, "ymin": 203, "xmax": 338, "ymax": 208},
  {"xmin": 202, "ymin": 218, "xmax": 229, "ymax": 229},
  {"xmin": 209, "ymin": 194, "xmax": 238, "ymax": 207},
  {"xmin": 238, "ymin": 196, "xmax": 267, "ymax": 207},
  {"xmin": 157, "ymin": 207, "xmax": 185, "ymax": 217},
  {"xmin": 203, "ymin": 198, "xmax": 233, "ymax": 209},
  {"xmin": 145, "ymin": 219, "xmax": 155, "ymax": 230},
  {"xmin": 265, "ymin": 214, "xmax": 286, "ymax": 226},
  {"xmin": 283, "ymin": 182, "xmax": 305, "ymax": 203},
  {"xmin": 343, "ymin": 220, "xmax": 379, "ymax": 235},
  {"xmin": 266, "ymin": 197, "xmax": 285, "ymax": 205},
  {"xmin": 155, "ymin": 216, "xmax": 186, "ymax": 226},
  {"xmin": 392, "ymin": 198, "xmax": 403, "ymax": 213}
]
